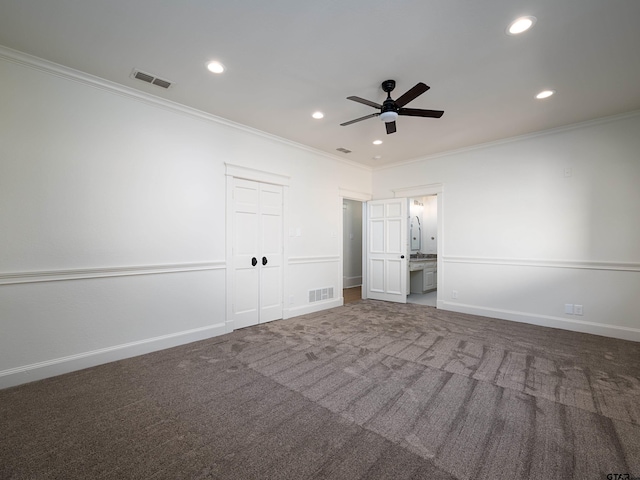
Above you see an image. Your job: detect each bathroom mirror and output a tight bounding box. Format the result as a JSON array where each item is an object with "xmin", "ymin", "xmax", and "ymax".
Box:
[{"xmin": 410, "ymin": 216, "xmax": 421, "ymax": 251}]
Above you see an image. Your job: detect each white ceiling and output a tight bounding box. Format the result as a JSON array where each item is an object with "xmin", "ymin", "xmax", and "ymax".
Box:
[{"xmin": 1, "ymin": 0, "xmax": 639, "ymax": 167}]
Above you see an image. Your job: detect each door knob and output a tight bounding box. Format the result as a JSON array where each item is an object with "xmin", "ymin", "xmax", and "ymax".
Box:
[
  {"xmin": 251, "ymin": 257, "xmax": 257, "ymax": 266},
  {"xmin": 262, "ymin": 256, "xmax": 268, "ymax": 265},
  {"xmin": 400, "ymin": 255, "xmax": 405, "ymax": 259}
]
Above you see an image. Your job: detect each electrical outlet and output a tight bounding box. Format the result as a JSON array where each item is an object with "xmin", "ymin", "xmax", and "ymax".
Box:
[
  {"xmin": 574, "ymin": 304, "xmax": 583, "ymax": 315},
  {"xmin": 564, "ymin": 304, "xmax": 574, "ymax": 314},
  {"xmin": 452, "ymin": 290, "xmax": 459, "ymax": 299}
]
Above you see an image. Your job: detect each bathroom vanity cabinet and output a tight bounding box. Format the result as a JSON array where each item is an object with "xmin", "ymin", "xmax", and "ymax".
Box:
[{"xmin": 409, "ymin": 259, "xmax": 437, "ymax": 294}]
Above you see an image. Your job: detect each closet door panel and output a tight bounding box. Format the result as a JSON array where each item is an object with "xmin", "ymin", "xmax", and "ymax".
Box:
[
  {"xmin": 258, "ymin": 183, "xmax": 283, "ymax": 322},
  {"xmin": 231, "ymin": 179, "xmax": 260, "ymax": 328}
]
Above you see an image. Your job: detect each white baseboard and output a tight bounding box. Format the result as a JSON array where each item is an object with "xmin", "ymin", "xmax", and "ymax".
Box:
[
  {"xmin": 343, "ymin": 276, "xmax": 362, "ymax": 288},
  {"xmin": 0, "ymin": 323, "xmax": 226, "ymax": 390},
  {"xmin": 283, "ymin": 298, "xmax": 343, "ymax": 319},
  {"xmin": 438, "ymin": 300, "xmax": 640, "ymax": 342}
]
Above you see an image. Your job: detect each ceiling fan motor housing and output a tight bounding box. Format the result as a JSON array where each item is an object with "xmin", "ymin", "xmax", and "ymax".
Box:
[
  {"xmin": 380, "ymin": 99, "xmax": 399, "ymax": 122},
  {"xmin": 382, "ymin": 98, "xmax": 398, "ymax": 113},
  {"xmin": 380, "ymin": 80, "xmax": 399, "ymax": 122}
]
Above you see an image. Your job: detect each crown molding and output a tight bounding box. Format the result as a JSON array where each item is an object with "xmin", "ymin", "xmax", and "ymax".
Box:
[
  {"xmin": 0, "ymin": 45, "xmax": 372, "ymax": 173},
  {"xmin": 375, "ymin": 109, "xmax": 640, "ymax": 171}
]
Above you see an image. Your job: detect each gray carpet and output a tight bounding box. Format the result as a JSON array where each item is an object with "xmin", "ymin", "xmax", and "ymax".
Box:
[{"xmin": 1, "ymin": 300, "xmax": 639, "ymax": 479}]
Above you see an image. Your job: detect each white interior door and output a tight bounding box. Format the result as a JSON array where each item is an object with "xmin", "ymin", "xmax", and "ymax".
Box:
[
  {"xmin": 366, "ymin": 198, "xmax": 408, "ymax": 303},
  {"xmin": 232, "ymin": 178, "xmax": 283, "ymax": 328},
  {"xmin": 258, "ymin": 183, "xmax": 283, "ymax": 322}
]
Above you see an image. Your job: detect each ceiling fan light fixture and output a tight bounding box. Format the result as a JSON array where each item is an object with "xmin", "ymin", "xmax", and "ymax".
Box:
[
  {"xmin": 312, "ymin": 111, "xmax": 324, "ymax": 119},
  {"xmin": 379, "ymin": 111, "xmax": 398, "ymax": 123},
  {"xmin": 507, "ymin": 16, "xmax": 536, "ymax": 35}
]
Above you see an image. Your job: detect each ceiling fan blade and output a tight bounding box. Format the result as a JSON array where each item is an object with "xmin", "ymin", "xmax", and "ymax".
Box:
[
  {"xmin": 340, "ymin": 113, "xmax": 379, "ymax": 126},
  {"xmin": 385, "ymin": 121, "xmax": 397, "ymax": 134},
  {"xmin": 347, "ymin": 96, "xmax": 382, "ymax": 109},
  {"xmin": 395, "ymin": 83, "xmax": 430, "ymax": 107},
  {"xmin": 398, "ymin": 108, "xmax": 444, "ymax": 118}
]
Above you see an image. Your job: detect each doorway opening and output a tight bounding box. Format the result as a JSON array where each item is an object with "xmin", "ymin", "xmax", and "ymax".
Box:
[
  {"xmin": 407, "ymin": 195, "xmax": 438, "ymax": 307},
  {"xmin": 343, "ymin": 199, "xmax": 363, "ymax": 304}
]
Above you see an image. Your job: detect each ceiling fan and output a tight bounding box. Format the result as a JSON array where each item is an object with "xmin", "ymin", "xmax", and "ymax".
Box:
[{"xmin": 341, "ymin": 80, "xmax": 444, "ymax": 134}]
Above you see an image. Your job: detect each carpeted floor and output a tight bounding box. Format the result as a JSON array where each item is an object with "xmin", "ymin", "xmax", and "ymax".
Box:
[{"xmin": 1, "ymin": 300, "xmax": 639, "ymax": 479}]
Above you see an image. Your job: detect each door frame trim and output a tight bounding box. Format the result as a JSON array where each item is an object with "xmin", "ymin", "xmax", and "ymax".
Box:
[
  {"xmin": 340, "ymin": 190, "xmax": 371, "ymax": 303},
  {"xmin": 225, "ymin": 163, "xmax": 289, "ymax": 332}
]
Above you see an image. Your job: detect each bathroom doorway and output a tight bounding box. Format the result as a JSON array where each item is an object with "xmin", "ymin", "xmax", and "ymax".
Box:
[{"xmin": 407, "ymin": 195, "xmax": 438, "ymax": 307}]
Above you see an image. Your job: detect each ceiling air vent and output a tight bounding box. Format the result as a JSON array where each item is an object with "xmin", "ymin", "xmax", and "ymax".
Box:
[
  {"xmin": 151, "ymin": 78, "xmax": 172, "ymax": 89},
  {"xmin": 131, "ymin": 69, "xmax": 173, "ymax": 89},
  {"xmin": 336, "ymin": 148, "xmax": 352, "ymax": 154}
]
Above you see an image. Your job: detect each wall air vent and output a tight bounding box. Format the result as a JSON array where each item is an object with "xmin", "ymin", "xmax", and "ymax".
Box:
[
  {"xmin": 336, "ymin": 148, "xmax": 352, "ymax": 154},
  {"xmin": 309, "ymin": 287, "xmax": 334, "ymax": 303},
  {"xmin": 130, "ymin": 69, "xmax": 173, "ymax": 89}
]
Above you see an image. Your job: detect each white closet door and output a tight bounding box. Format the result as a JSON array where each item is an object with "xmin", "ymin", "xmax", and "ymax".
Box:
[
  {"xmin": 366, "ymin": 198, "xmax": 408, "ymax": 303},
  {"xmin": 232, "ymin": 178, "xmax": 283, "ymax": 328},
  {"xmin": 232, "ymin": 179, "xmax": 261, "ymax": 328},
  {"xmin": 258, "ymin": 183, "xmax": 283, "ymax": 322}
]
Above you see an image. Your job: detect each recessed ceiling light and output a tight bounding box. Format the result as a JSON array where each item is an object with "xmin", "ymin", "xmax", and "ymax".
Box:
[
  {"xmin": 312, "ymin": 111, "xmax": 324, "ymax": 119},
  {"xmin": 373, "ymin": 140, "xmax": 383, "ymax": 145},
  {"xmin": 206, "ymin": 61, "xmax": 225, "ymax": 74},
  {"xmin": 372, "ymin": 155, "xmax": 382, "ymax": 160},
  {"xmin": 536, "ymin": 89, "xmax": 555, "ymax": 99},
  {"xmin": 507, "ymin": 16, "xmax": 536, "ymax": 35}
]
